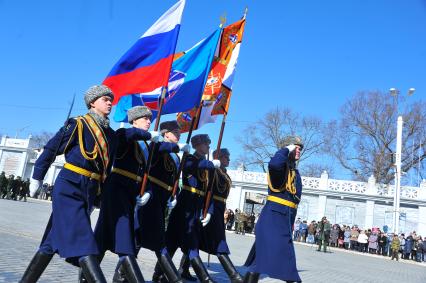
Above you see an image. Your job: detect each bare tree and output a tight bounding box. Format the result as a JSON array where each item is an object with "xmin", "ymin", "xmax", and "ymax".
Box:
[
  {"xmin": 300, "ymin": 163, "xmax": 335, "ymax": 178},
  {"xmin": 323, "ymin": 91, "xmax": 426, "ymax": 184},
  {"xmin": 235, "ymin": 107, "xmax": 324, "ymax": 172},
  {"xmin": 31, "ymin": 131, "xmax": 55, "ymax": 149}
]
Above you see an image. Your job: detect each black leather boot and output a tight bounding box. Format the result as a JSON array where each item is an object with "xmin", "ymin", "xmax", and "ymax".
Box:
[
  {"xmin": 217, "ymin": 254, "xmax": 243, "ymax": 283},
  {"xmin": 190, "ymin": 256, "xmax": 216, "ymax": 283},
  {"xmin": 79, "ymin": 254, "xmax": 104, "ymax": 283},
  {"xmin": 243, "ymin": 272, "xmax": 260, "ymax": 283},
  {"xmin": 178, "ymin": 254, "xmax": 196, "ymax": 281},
  {"xmin": 112, "ymin": 261, "xmax": 127, "ymax": 283},
  {"xmin": 20, "ymin": 251, "xmax": 53, "ymax": 283},
  {"xmin": 119, "ymin": 256, "xmax": 145, "ymax": 283},
  {"xmin": 79, "ymin": 255, "xmax": 107, "ymax": 283},
  {"xmin": 152, "ymin": 261, "xmax": 164, "ymax": 283},
  {"xmin": 158, "ymin": 253, "xmax": 183, "ymax": 283}
]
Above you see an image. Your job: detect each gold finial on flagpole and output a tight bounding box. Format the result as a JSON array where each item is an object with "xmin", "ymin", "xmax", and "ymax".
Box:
[{"xmin": 220, "ymin": 12, "xmax": 227, "ymax": 28}]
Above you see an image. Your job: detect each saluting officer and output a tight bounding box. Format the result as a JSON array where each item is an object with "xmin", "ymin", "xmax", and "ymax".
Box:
[
  {"xmin": 165, "ymin": 134, "xmax": 220, "ymax": 283},
  {"xmin": 92, "ymin": 106, "xmax": 160, "ymax": 282},
  {"xmin": 20, "ymin": 85, "xmax": 117, "ymax": 283},
  {"xmin": 136, "ymin": 120, "xmax": 189, "ymax": 283},
  {"xmin": 200, "ymin": 148, "xmax": 243, "ymax": 283},
  {"xmin": 244, "ymin": 136, "xmax": 304, "ymax": 283}
]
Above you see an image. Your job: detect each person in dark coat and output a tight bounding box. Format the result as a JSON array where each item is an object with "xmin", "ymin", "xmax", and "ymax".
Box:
[
  {"xmin": 200, "ymin": 148, "xmax": 243, "ymax": 283},
  {"xmin": 378, "ymin": 233, "xmax": 388, "ymax": 256},
  {"xmin": 244, "ymin": 136, "xmax": 303, "ymax": 283},
  {"xmin": 137, "ymin": 120, "xmax": 189, "ymax": 283},
  {"xmin": 404, "ymin": 234, "xmax": 414, "ymax": 260},
  {"xmin": 317, "ymin": 217, "xmax": 331, "ymax": 252},
  {"xmin": 0, "ymin": 171, "xmax": 8, "ymax": 198},
  {"xmin": 3, "ymin": 174, "xmax": 15, "ymax": 199},
  {"xmin": 19, "ymin": 178, "xmax": 30, "ymax": 202},
  {"xmin": 165, "ymin": 134, "xmax": 220, "ymax": 283},
  {"xmin": 91, "ymin": 106, "xmax": 160, "ymax": 282},
  {"xmin": 20, "ymin": 85, "xmax": 118, "ymax": 283}
]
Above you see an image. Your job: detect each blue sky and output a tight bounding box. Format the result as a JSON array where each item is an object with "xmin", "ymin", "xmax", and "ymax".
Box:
[{"xmin": 1, "ymin": 0, "xmax": 425, "ymax": 179}]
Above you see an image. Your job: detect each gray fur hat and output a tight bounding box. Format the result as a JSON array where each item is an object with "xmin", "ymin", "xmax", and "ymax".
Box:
[
  {"xmin": 280, "ymin": 135, "xmax": 304, "ymax": 149},
  {"xmin": 84, "ymin": 85, "xmax": 114, "ymax": 109},
  {"xmin": 213, "ymin": 148, "xmax": 230, "ymax": 158},
  {"xmin": 191, "ymin": 134, "xmax": 211, "ymax": 147},
  {"xmin": 127, "ymin": 106, "xmax": 152, "ymax": 123},
  {"xmin": 160, "ymin": 120, "xmax": 180, "ymax": 133}
]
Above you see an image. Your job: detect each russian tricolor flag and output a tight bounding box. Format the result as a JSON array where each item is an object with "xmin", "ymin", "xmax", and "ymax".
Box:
[{"xmin": 103, "ymin": 0, "xmax": 185, "ymax": 105}]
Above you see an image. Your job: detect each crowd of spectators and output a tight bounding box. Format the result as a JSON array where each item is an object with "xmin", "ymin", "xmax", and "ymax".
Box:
[
  {"xmin": 293, "ymin": 217, "xmax": 425, "ymax": 263},
  {"xmin": 224, "ymin": 208, "xmax": 257, "ymax": 234}
]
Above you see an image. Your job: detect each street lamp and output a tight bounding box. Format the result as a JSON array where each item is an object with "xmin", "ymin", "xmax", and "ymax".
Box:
[{"xmin": 389, "ymin": 87, "xmax": 415, "ymax": 234}]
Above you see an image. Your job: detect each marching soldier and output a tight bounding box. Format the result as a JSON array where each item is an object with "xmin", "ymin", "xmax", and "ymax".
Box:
[
  {"xmin": 165, "ymin": 134, "xmax": 220, "ymax": 283},
  {"xmin": 91, "ymin": 106, "xmax": 160, "ymax": 282},
  {"xmin": 19, "ymin": 178, "xmax": 30, "ymax": 202},
  {"xmin": 244, "ymin": 136, "xmax": 304, "ymax": 283},
  {"xmin": 137, "ymin": 120, "xmax": 189, "ymax": 283},
  {"xmin": 3, "ymin": 174, "xmax": 15, "ymax": 199},
  {"xmin": 0, "ymin": 171, "xmax": 8, "ymax": 199},
  {"xmin": 200, "ymin": 148, "xmax": 243, "ymax": 283},
  {"xmin": 12, "ymin": 176, "xmax": 23, "ymax": 201},
  {"xmin": 20, "ymin": 85, "xmax": 118, "ymax": 283}
]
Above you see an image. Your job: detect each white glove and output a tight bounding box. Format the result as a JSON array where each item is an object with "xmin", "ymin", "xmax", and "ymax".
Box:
[
  {"xmin": 29, "ymin": 178, "xmax": 42, "ymax": 197},
  {"xmin": 136, "ymin": 192, "xmax": 151, "ymax": 207},
  {"xmin": 286, "ymin": 144, "xmax": 296, "ymax": 153},
  {"xmin": 212, "ymin": 159, "xmax": 221, "ymax": 169},
  {"xmin": 201, "ymin": 213, "xmax": 212, "ymax": 227},
  {"xmin": 149, "ymin": 131, "xmax": 163, "ymax": 143},
  {"xmin": 167, "ymin": 197, "xmax": 177, "ymax": 208},
  {"xmin": 178, "ymin": 143, "xmax": 191, "ymax": 153}
]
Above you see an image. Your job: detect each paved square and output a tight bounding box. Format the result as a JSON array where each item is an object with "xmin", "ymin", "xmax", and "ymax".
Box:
[{"xmin": 0, "ymin": 199, "xmax": 425, "ymax": 282}]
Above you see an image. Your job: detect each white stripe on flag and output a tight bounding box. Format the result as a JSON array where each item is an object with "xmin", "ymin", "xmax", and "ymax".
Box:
[
  {"xmin": 222, "ymin": 43, "xmax": 241, "ymax": 89},
  {"xmin": 198, "ymin": 101, "xmax": 217, "ymax": 129},
  {"xmin": 142, "ymin": 0, "xmax": 185, "ymax": 37}
]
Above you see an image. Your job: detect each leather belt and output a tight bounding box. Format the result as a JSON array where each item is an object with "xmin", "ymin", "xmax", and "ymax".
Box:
[
  {"xmin": 112, "ymin": 168, "xmax": 142, "ymax": 183},
  {"xmin": 64, "ymin": 163, "xmax": 103, "ymax": 181},
  {"xmin": 213, "ymin": 195, "xmax": 227, "ymax": 203},
  {"xmin": 267, "ymin": 195, "xmax": 297, "ymax": 209},
  {"xmin": 182, "ymin": 185, "xmax": 205, "ymax": 196},
  {"xmin": 148, "ymin": 175, "xmax": 173, "ymax": 192}
]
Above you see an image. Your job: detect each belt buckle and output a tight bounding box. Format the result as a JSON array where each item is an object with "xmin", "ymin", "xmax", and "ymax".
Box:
[
  {"xmin": 137, "ymin": 176, "xmax": 142, "ymax": 183},
  {"xmin": 90, "ymin": 172, "xmax": 97, "ymax": 180}
]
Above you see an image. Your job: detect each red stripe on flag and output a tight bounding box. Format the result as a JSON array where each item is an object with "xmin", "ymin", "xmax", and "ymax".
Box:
[{"xmin": 104, "ymin": 55, "xmax": 174, "ymax": 105}]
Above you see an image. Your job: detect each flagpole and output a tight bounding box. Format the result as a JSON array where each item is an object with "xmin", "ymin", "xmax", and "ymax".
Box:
[
  {"xmin": 139, "ymin": 87, "xmax": 167, "ymax": 196},
  {"xmin": 202, "ymin": 11, "xmax": 246, "ymax": 217},
  {"xmin": 171, "ymin": 19, "xmax": 226, "ymax": 199},
  {"xmin": 203, "ymin": 106, "xmax": 228, "ymax": 218},
  {"xmin": 171, "ymin": 100, "xmax": 204, "ymax": 197}
]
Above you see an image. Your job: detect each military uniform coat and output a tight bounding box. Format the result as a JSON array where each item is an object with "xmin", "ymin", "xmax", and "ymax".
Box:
[
  {"xmin": 136, "ymin": 141, "xmax": 180, "ymax": 252},
  {"xmin": 94, "ymin": 127, "xmax": 151, "ymax": 256},
  {"xmin": 166, "ymin": 152, "xmax": 215, "ymax": 254},
  {"xmin": 200, "ymin": 168, "xmax": 231, "ymax": 255},
  {"xmin": 245, "ymin": 148, "xmax": 302, "ymax": 282},
  {"xmin": 34, "ymin": 115, "xmax": 117, "ymax": 265}
]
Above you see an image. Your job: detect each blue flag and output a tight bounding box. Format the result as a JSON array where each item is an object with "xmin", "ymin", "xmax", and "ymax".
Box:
[{"xmin": 114, "ymin": 28, "xmax": 221, "ymax": 122}]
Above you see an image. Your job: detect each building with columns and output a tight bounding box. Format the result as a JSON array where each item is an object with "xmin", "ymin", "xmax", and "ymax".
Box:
[{"xmin": 1, "ymin": 135, "xmax": 425, "ymax": 236}]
